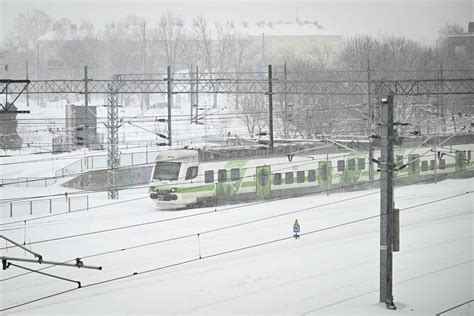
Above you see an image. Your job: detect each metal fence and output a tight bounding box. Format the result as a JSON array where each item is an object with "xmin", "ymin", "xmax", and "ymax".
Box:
[
  {"xmin": 0, "ymin": 149, "xmax": 161, "ymax": 188},
  {"xmin": 55, "ymin": 148, "xmax": 160, "ymax": 178},
  {"xmin": 0, "ymin": 177, "xmax": 56, "ymax": 187},
  {"xmin": 0, "ymin": 195, "xmax": 89, "ymax": 218}
]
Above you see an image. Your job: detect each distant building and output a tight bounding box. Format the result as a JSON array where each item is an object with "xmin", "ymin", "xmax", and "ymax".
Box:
[
  {"xmin": 447, "ymin": 22, "xmax": 474, "ymax": 68},
  {"xmin": 236, "ymin": 19, "xmax": 342, "ymax": 65}
]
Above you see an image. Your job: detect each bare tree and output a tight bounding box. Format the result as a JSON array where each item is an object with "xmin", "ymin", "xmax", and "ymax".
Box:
[
  {"xmin": 237, "ymin": 94, "xmax": 267, "ymax": 136},
  {"xmin": 153, "ymin": 12, "xmax": 184, "ymax": 72},
  {"xmin": 13, "ymin": 9, "xmax": 51, "ymax": 51}
]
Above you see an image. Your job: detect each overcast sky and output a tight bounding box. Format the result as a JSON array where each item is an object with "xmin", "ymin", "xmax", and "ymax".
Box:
[{"xmin": 1, "ymin": 0, "xmax": 472, "ymax": 46}]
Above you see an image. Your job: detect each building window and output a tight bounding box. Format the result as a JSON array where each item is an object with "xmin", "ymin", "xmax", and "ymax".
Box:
[
  {"xmin": 274, "ymin": 173, "xmax": 282, "ymax": 185},
  {"xmin": 231, "ymin": 168, "xmax": 240, "ymax": 181},
  {"xmin": 297, "ymin": 171, "xmax": 305, "ymax": 183},
  {"xmin": 218, "ymin": 169, "xmax": 227, "ymax": 182},
  {"xmin": 308, "ymin": 170, "xmax": 316, "ymax": 182},
  {"xmin": 205, "ymin": 170, "xmax": 214, "ymax": 183},
  {"xmin": 285, "ymin": 172, "xmax": 293, "ymax": 184},
  {"xmin": 337, "ymin": 160, "xmax": 345, "ymax": 172}
]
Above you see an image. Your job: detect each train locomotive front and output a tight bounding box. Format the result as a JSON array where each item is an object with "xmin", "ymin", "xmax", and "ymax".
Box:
[{"xmin": 148, "ymin": 149, "xmax": 200, "ymax": 209}]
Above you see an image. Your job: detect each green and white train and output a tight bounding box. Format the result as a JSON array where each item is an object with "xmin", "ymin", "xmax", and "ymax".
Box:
[{"xmin": 148, "ymin": 143, "xmax": 473, "ymax": 209}]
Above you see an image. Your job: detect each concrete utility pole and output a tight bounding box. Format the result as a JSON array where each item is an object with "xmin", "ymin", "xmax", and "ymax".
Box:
[
  {"xmin": 268, "ymin": 64, "xmax": 274, "ymax": 151},
  {"xmin": 84, "ymin": 66, "xmax": 89, "ymax": 148},
  {"xmin": 195, "ymin": 66, "xmax": 199, "ymax": 124},
  {"xmin": 284, "ymin": 61, "xmax": 288, "ymax": 139},
  {"xmin": 368, "ymin": 59, "xmax": 374, "ymax": 181},
  {"xmin": 190, "ymin": 64, "xmax": 194, "ymax": 123},
  {"xmin": 106, "ymin": 82, "xmax": 119, "ymax": 200},
  {"xmin": 379, "ymin": 94, "xmax": 396, "ymax": 310},
  {"xmin": 25, "ymin": 61, "xmax": 29, "ymax": 107},
  {"xmin": 167, "ymin": 66, "xmax": 173, "ymax": 146}
]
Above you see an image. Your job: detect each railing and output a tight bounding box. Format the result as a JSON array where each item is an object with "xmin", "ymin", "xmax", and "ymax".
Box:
[
  {"xmin": 54, "ymin": 148, "xmax": 161, "ymax": 179},
  {"xmin": 0, "ymin": 195, "xmax": 89, "ymax": 218},
  {"xmin": 0, "ymin": 177, "xmax": 56, "ymax": 187}
]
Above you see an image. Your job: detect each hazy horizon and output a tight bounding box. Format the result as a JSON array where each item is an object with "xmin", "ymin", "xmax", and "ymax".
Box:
[{"xmin": 1, "ymin": 0, "xmax": 472, "ymax": 46}]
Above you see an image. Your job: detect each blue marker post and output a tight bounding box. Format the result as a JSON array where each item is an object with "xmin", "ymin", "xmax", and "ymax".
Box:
[{"xmin": 293, "ymin": 219, "xmax": 300, "ymax": 239}]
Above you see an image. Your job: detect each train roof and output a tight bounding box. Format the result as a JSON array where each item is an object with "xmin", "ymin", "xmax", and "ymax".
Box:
[{"xmin": 195, "ymin": 143, "xmax": 347, "ymax": 162}]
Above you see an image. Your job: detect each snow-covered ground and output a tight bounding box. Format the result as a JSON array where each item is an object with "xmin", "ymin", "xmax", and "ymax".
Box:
[
  {"xmin": 1, "ymin": 98, "xmax": 473, "ymax": 315},
  {"xmin": 0, "ymin": 177, "xmax": 472, "ymax": 315}
]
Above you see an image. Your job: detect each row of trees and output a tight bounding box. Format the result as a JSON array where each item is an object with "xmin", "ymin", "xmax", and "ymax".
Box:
[{"xmin": 2, "ymin": 10, "xmax": 258, "ymax": 79}]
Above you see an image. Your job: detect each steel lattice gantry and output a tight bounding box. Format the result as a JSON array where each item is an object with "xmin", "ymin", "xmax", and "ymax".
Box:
[
  {"xmin": 105, "ymin": 82, "xmax": 120, "ymax": 199},
  {"xmin": 2, "ymin": 77, "xmax": 474, "ymax": 95}
]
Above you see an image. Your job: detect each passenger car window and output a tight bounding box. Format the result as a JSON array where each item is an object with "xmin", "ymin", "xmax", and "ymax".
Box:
[
  {"xmin": 205, "ymin": 170, "xmax": 214, "ymax": 183},
  {"xmin": 285, "ymin": 172, "xmax": 293, "ymax": 184},
  {"xmin": 358, "ymin": 158, "xmax": 365, "ymax": 170},
  {"xmin": 348, "ymin": 159, "xmax": 355, "ymax": 171},
  {"xmin": 274, "ymin": 173, "xmax": 282, "ymax": 185},
  {"xmin": 308, "ymin": 170, "xmax": 316, "ymax": 182},
  {"xmin": 337, "ymin": 160, "xmax": 345, "ymax": 172},
  {"xmin": 320, "ymin": 165, "xmax": 328, "ymax": 181},
  {"xmin": 439, "ymin": 159, "xmax": 445, "ymax": 170},
  {"xmin": 421, "ymin": 160, "xmax": 428, "ymax": 171},
  {"xmin": 185, "ymin": 166, "xmax": 198, "ymax": 180},
  {"xmin": 231, "ymin": 168, "xmax": 240, "ymax": 181},
  {"xmin": 297, "ymin": 171, "xmax": 305, "ymax": 183},
  {"xmin": 218, "ymin": 169, "xmax": 227, "ymax": 182}
]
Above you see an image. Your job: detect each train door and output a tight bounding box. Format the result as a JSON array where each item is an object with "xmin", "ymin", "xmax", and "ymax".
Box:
[
  {"xmin": 256, "ymin": 166, "xmax": 271, "ymax": 198},
  {"xmin": 318, "ymin": 161, "xmax": 332, "ymax": 190},
  {"xmin": 408, "ymin": 154, "xmax": 420, "ymax": 180}
]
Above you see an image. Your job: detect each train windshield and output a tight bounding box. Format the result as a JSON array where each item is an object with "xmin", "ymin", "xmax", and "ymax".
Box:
[{"xmin": 153, "ymin": 162, "xmax": 181, "ymax": 181}]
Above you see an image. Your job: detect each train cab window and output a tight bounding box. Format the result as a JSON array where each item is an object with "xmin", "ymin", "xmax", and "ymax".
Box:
[
  {"xmin": 348, "ymin": 159, "xmax": 355, "ymax": 171},
  {"xmin": 153, "ymin": 162, "xmax": 181, "ymax": 181},
  {"xmin": 421, "ymin": 160, "xmax": 428, "ymax": 171},
  {"xmin": 297, "ymin": 171, "xmax": 305, "ymax": 183},
  {"xmin": 274, "ymin": 173, "xmax": 282, "ymax": 185},
  {"xmin": 218, "ymin": 169, "xmax": 227, "ymax": 182},
  {"xmin": 337, "ymin": 160, "xmax": 345, "ymax": 172},
  {"xmin": 285, "ymin": 172, "xmax": 293, "ymax": 184},
  {"xmin": 231, "ymin": 168, "xmax": 240, "ymax": 181},
  {"xmin": 185, "ymin": 166, "xmax": 198, "ymax": 180},
  {"xmin": 396, "ymin": 155, "xmax": 404, "ymax": 168},
  {"xmin": 308, "ymin": 170, "xmax": 316, "ymax": 182},
  {"xmin": 358, "ymin": 158, "xmax": 365, "ymax": 170},
  {"xmin": 439, "ymin": 159, "xmax": 446, "ymax": 170},
  {"xmin": 430, "ymin": 160, "xmax": 435, "ymax": 170},
  {"xmin": 204, "ymin": 170, "xmax": 214, "ymax": 183}
]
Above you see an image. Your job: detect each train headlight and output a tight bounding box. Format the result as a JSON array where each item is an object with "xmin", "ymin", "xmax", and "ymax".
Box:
[{"xmin": 170, "ymin": 188, "xmax": 177, "ymax": 193}]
